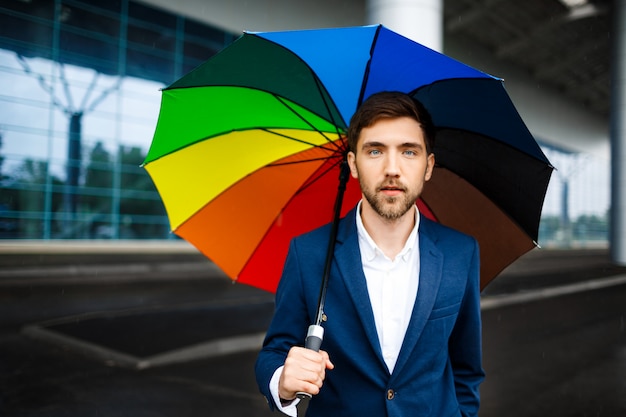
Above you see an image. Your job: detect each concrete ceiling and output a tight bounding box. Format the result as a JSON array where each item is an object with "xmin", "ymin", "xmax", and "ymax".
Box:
[
  {"xmin": 1, "ymin": 0, "xmax": 612, "ymax": 118},
  {"xmin": 444, "ymin": 0, "xmax": 612, "ymax": 117}
]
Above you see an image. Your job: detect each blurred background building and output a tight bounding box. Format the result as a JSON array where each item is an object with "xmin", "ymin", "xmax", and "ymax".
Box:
[{"xmin": 0, "ymin": 0, "xmax": 617, "ymax": 252}]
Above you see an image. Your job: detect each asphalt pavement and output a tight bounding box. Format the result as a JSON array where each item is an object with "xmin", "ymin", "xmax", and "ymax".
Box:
[{"xmin": 0, "ymin": 243, "xmax": 625, "ymax": 416}]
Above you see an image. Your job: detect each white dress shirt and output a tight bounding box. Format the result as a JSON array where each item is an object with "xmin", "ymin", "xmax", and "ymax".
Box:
[
  {"xmin": 270, "ymin": 201, "xmax": 421, "ymax": 415},
  {"xmin": 355, "ymin": 200, "xmax": 420, "ymax": 373}
]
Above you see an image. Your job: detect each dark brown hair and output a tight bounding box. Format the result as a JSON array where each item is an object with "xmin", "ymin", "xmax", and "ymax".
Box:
[{"xmin": 347, "ymin": 91, "xmax": 436, "ymax": 154}]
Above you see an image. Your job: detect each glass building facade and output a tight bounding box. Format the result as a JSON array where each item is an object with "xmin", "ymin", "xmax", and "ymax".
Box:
[
  {"xmin": 0, "ymin": 0, "xmax": 234, "ymax": 239},
  {"xmin": 0, "ymin": 0, "xmax": 610, "ymax": 246}
]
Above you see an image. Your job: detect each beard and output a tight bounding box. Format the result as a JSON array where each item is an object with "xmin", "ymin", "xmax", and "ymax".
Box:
[{"xmin": 359, "ymin": 178, "xmax": 420, "ymax": 221}]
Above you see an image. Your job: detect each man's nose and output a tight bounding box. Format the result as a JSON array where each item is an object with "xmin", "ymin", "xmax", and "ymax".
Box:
[{"xmin": 384, "ymin": 152, "xmax": 401, "ymax": 176}]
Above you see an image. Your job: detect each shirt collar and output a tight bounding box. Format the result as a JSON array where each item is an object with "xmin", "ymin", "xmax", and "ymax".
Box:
[{"xmin": 355, "ymin": 200, "xmax": 421, "ymax": 262}]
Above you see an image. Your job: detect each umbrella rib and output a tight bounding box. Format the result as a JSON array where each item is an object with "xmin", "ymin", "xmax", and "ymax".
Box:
[
  {"xmin": 295, "ymin": 155, "xmax": 344, "ymax": 196},
  {"xmin": 273, "ymin": 94, "xmax": 344, "ymax": 152},
  {"xmin": 267, "ymin": 156, "xmax": 336, "ymax": 167},
  {"xmin": 356, "ymin": 24, "xmax": 383, "ymax": 111},
  {"xmin": 311, "ymin": 74, "xmax": 349, "ymax": 145},
  {"xmin": 260, "ymin": 128, "xmax": 340, "ymax": 153}
]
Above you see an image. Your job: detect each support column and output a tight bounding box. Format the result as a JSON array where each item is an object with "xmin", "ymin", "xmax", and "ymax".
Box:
[
  {"xmin": 365, "ymin": 0, "xmax": 443, "ymax": 51},
  {"xmin": 611, "ymin": 0, "xmax": 626, "ymax": 265}
]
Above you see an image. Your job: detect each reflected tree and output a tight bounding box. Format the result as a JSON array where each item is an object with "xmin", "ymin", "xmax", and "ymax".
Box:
[
  {"xmin": 0, "ymin": 130, "xmax": 19, "ymax": 238},
  {"xmin": 117, "ymin": 145, "xmax": 167, "ymax": 238},
  {"xmin": 11, "ymin": 159, "xmax": 63, "ymax": 238},
  {"xmin": 82, "ymin": 142, "xmax": 167, "ymax": 239},
  {"xmin": 15, "ymin": 54, "xmax": 121, "ymax": 237},
  {"xmin": 0, "ymin": 130, "xmax": 5, "ymax": 181},
  {"xmin": 83, "ymin": 141, "xmax": 114, "ymax": 238}
]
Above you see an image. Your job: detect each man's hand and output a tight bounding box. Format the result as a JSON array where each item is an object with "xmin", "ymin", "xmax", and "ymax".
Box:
[{"xmin": 278, "ymin": 346, "xmax": 334, "ymax": 401}]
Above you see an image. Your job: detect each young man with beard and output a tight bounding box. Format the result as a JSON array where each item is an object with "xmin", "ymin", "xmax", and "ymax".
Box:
[{"xmin": 255, "ymin": 91, "xmax": 484, "ymax": 417}]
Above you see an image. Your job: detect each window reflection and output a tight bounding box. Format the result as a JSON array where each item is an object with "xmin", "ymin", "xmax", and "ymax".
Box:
[{"xmin": 0, "ymin": 0, "xmax": 233, "ymax": 239}]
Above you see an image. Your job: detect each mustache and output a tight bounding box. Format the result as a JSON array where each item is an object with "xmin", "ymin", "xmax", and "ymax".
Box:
[{"xmin": 377, "ymin": 181, "xmax": 407, "ymax": 192}]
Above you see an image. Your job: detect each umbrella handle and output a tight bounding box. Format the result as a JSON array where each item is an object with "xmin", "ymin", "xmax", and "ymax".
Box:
[
  {"xmin": 296, "ymin": 324, "xmax": 325, "ymax": 399},
  {"xmin": 304, "ymin": 323, "xmax": 324, "ymax": 351}
]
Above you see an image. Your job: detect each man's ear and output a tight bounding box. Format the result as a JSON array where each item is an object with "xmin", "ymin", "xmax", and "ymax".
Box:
[
  {"xmin": 425, "ymin": 153, "xmax": 435, "ymax": 181},
  {"xmin": 347, "ymin": 151, "xmax": 359, "ymax": 179}
]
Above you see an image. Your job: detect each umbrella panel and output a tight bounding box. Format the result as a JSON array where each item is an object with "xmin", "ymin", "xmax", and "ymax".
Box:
[
  {"xmin": 256, "ymin": 26, "xmax": 495, "ymax": 125},
  {"xmin": 236, "ymin": 159, "xmax": 362, "ymax": 292},
  {"xmin": 434, "ymin": 128, "xmax": 552, "ymax": 242},
  {"xmin": 363, "ymin": 27, "xmax": 493, "ymax": 101},
  {"xmin": 165, "ymin": 35, "xmax": 346, "ymax": 132},
  {"xmin": 175, "ymin": 144, "xmax": 360, "ymax": 293},
  {"xmin": 421, "ymin": 167, "xmax": 536, "ymax": 289},
  {"xmin": 145, "ymin": 128, "xmax": 341, "ymax": 230},
  {"xmin": 413, "ymin": 78, "xmax": 546, "ymax": 162},
  {"xmin": 145, "ymin": 86, "xmax": 341, "ymax": 164}
]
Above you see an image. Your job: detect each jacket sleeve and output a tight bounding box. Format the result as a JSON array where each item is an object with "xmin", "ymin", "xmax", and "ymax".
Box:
[
  {"xmin": 448, "ymin": 238, "xmax": 485, "ymax": 417},
  {"xmin": 254, "ymin": 238, "xmax": 312, "ymax": 411}
]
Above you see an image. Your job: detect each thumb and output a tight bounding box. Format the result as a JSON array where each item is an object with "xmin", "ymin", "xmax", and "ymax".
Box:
[{"xmin": 320, "ymin": 350, "xmax": 334, "ymax": 370}]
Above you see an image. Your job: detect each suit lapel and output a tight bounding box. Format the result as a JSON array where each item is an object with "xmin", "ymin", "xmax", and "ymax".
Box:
[
  {"xmin": 334, "ymin": 209, "xmax": 386, "ymax": 368},
  {"xmin": 392, "ymin": 218, "xmax": 443, "ymax": 376}
]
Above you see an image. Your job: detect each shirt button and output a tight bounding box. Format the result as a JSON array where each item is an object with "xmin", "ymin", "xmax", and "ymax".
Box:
[{"xmin": 387, "ymin": 389, "xmax": 395, "ymax": 400}]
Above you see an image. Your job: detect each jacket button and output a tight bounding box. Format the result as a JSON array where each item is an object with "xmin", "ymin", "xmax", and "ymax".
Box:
[{"xmin": 387, "ymin": 389, "xmax": 395, "ymax": 400}]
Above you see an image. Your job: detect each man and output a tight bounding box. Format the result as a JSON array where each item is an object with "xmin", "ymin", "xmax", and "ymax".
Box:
[{"xmin": 255, "ymin": 91, "xmax": 484, "ymax": 416}]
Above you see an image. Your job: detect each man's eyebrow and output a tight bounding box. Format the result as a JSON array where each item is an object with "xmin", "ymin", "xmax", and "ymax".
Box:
[
  {"xmin": 401, "ymin": 142, "xmax": 423, "ymax": 149},
  {"xmin": 361, "ymin": 141, "xmax": 386, "ymax": 148},
  {"xmin": 361, "ymin": 141, "xmax": 424, "ymax": 149}
]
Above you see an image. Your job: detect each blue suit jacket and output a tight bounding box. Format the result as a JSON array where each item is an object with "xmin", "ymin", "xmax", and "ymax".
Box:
[{"xmin": 255, "ymin": 207, "xmax": 484, "ymax": 417}]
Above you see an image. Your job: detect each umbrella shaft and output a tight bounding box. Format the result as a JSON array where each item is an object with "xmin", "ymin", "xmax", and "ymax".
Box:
[{"xmin": 314, "ymin": 160, "xmax": 350, "ymax": 326}]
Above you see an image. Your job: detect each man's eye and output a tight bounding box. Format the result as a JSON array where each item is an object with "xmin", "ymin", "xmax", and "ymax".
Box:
[
  {"xmin": 403, "ymin": 150, "xmax": 416, "ymax": 156},
  {"xmin": 369, "ymin": 149, "xmax": 381, "ymax": 156}
]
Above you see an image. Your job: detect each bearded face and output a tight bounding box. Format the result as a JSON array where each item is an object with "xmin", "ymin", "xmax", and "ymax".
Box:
[{"xmin": 347, "ymin": 117, "xmax": 434, "ymax": 223}]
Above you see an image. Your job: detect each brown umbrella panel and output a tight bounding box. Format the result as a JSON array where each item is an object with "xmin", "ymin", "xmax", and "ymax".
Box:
[
  {"xmin": 422, "ymin": 168, "xmax": 536, "ymax": 290},
  {"xmin": 421, "ymin": 128, "xmax": 553, "ymax": 290}
]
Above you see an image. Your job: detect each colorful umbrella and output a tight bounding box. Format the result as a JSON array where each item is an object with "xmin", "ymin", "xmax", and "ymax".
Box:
[{"xmin": 143, "ymin": 24, "xmax": 553, "ymax": 293}]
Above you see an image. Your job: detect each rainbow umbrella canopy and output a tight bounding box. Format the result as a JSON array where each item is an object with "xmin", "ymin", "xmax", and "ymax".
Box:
[{"xmin": 143, "ymin": 25, "xmax": 553, "ymax": 292}]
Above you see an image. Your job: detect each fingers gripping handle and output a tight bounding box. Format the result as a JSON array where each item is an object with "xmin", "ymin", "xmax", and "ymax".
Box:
[{"xmin": 296, "ymin": 324, "xmax": 325, "ymax": 400}]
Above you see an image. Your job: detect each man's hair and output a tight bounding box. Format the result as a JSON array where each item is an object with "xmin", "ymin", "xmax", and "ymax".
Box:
[{"xmin": 347, "ymin": 91, "xmax": 436, "ymax": 154}]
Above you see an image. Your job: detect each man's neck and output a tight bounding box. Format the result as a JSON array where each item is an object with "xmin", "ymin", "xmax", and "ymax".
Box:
[{"xmin": 359, "ymin": 203, "xmax": 416, "ymax": 260}]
